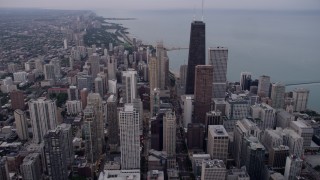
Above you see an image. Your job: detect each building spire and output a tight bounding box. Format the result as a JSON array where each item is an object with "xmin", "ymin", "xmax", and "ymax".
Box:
[{"xmin": 201, "ymin": 0, "xmax": 204, "ymax": 21}]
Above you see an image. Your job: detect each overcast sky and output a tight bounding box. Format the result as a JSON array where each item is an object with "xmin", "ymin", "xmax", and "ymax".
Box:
[{"xmin": 1, "ymin": 0, "xmax": 320, "ymax": 11}]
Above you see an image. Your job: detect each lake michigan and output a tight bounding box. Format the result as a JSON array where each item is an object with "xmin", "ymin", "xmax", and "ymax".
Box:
[{"xmin": 95, "ymin": 9, "xmax": 320, "ymax": 112}]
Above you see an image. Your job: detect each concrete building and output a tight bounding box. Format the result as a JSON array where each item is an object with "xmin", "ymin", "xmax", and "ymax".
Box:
[
  {"xmin": 20, "ymin": 153, "xmax": 41, "ymax": 180},
  {"xmin": 14, "ymin": 109, "xmax": 29, "ymax": 140},
  {"xmin": 233, "ymin": 118, "xmax": 261, "ymax": 167},
  {"xmin": 0, "ymin": 157, "xmax": 10, "ymax": 180},
  {"xmin": 77, "ymin": 74, "xmax": 93, "ymax": 91},
  {"xmin": 149, "ymin": 57, "xmax": 158, "ymax": 92},
  {"xmin": 225, "ymin": 95, "xmax": 250, "ymax": 120},
  {"xmin": 122, "ymin": 69, "xmax": 137, "ymax": 103},
  {"xmin": 292, "ymin": 88, "xmax": 309, "ymax": 112},
  {"xmin": 181, "ymin": 95, "xmax": 194, "ymax": 128},
  {"xmin": 290, "ymin": 120, "xmax": 314, "ymax": 148},
  {"xmin": 201, "ymin": 159, "xmax": 227, "ymax": 180},
  {"xmin": 269, "ymin": 145, "xmax": 290, "ymax": 173},
  {"xmin": 89, "ymin": 53, "xmax": 100, "ymax": 78},
  {"xmin": 262, "ymin": 129, "xmax": 283, "ymax": 151},
  {"xmin": 80, "ymin": 88, "xmax": 89, "ymax": 109},
  {"xmin": 207, "ymin": 125, "xmax": 229, "ymax": 163},
  {"xmin": 13, "ymin": 71, "xmax": 28, "ymax": 83},
  {"xmin": 205, "ymin": 111, "xmax": 224, "ymax": 136},
  {"xmin": 107, "ymin": 55, "xmax": 116, "ymax": 80},
  {"xmin": 107, "ymin": 95, "xmax": 119, "ymax": 152},
  {"xmin": 194, "ymin": 65, "xmax": 213, "ymax": 124},
  {"xmin": 163, "ymin": 111, "xmax": 176, "ymax": 168},
  {"xmin": 66, "ymin": 100, "xmax": 82, "ymax": 115},
  {"xmin": 284, "ymin": 155, "xmax": 303, "ymax": 180},
  {"xmin": 95, "ymin": 77, "xmax": 104, "ymax": 97},
  {"xmin": 50, "ymin": 58, "xmax": 61, "ymax": 80},
  {"xmin": 276, "ymin": 110, "xmax": 295, "ymax": 129},
  {"xmin": 275, "ymin": 128, "xmax": 304, "ymax": 158},
  {"xmin": 44, "ymin": 64, "xmax": 55, "ymax": 81},
  {"xmin": 98, "ymin": 170, "xmax": 140, "ymax": 180},
  {"xmin": 257, "ymin": 75, "xmax": 271, "ymax": 97},
  {"xmin": 240, "ymin": 72, "xmax": 252, "ymax": 91},
  {"xmin": 156, "ymin": 42, "xmax": 169, "ymax": 89},
  {"xmin": 271, "ymin": 83, "xmax": 286, "ymax": 109},
  {"xmin": 29, "ymin": 98, "xmax": 58, "ymax": 143},
  {"xmin": 226, "ymin": 167, "xmax": 250, "ymax": 180},
  {"xmin": 119, "ymin": 104, "xmax": 140, "ymax": 169},
  {"xmin": 208, "ymin": 47, "xmax": 228, "ymax": 99},
  {"xmin": 192, "ymin": 154, "xmax": 211, "ymax": 178},
  {"xmin": 10, "ymin": 90, "xmax": 25, "ymax": 110},
  {"xmin": 251, "ymin": 103, "xmax": 276, "ymax": 130},
  {"xmin": 150, "ymin": 88, "xmax": 161, "ymax": 116},
  {"xmin": 68, "ymin": 86, "xmax": 79, "ymax": 101},
  {"xmin": 180, "ymin": 64, "xmax": 188, "ymax": 88},
  {"xmin": 186, "ymin": 20, "xmax": 206, "ymax": 95}
]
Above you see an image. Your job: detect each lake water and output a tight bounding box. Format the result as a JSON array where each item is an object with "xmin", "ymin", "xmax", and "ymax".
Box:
[{"xmin": 95, "ymin": 9, "xmax": 320, "ymax": 112}]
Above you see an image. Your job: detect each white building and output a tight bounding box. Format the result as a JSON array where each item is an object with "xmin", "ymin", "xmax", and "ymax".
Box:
[
  {"xmin": 225, "ymin": 95, "xmax": 250, "ymax": 120},
  {"xmin": 29, "ymin": 98, "xmax": 57, "ymax": 143},
  {"xmin": 66, "ymin": 100, "xmax": 82, "ymax": 115},
  {"xmin": 284, "ymin": 155, "xmax": 302, "ymax": 180},
  {"xmin": 163, "ymin": 111, "xmax": 176, "ymax": 157},
  {"xmin": 276, "ymin": 110, "xmax": 295, "ymax": 129},
  {"xmin": 50, "ymin": 58, "xmax": 61, "ymax": 79},
  {"xmin": 14, "ymin": 109, "xmax": 29, "ymax": 140},
  {"xmin": 201, "ymin": 159, "xmax": 227, "ymax": 180},
  {"xmin": 108, "ymin": 79, "xmax": 117, "ymax": 94},
  {"xmin": 44, "ymin": 64, "xmax": 55, "ymax": 81},
  {"xmin": 181, "ymin": 95, "xmax": 194, "ymax": 128},
  {"xmin": 290, "ymin": 120, "xmax": 314, "ymax": 148},
  {"xmin": 271, "ymin": 82, "xmax": 286, "ymax": 109},
  {"xmin": 251, "ymin": 103, "xmax": 276, "ymax": 130},
  {"xmin": 275, "ymin": 128, "xmax": 304, "ymax": 158},
  {"xmin": 119, "ymin": 104, "xmax": 140, "ymax": 169},
  {"xmin": 13, "ymin": 71, "xmax": 28, "ymax": 83},
  {"xmin": 292, "ymin": 88, "xmax": 309, "ymax": 112},
  {"xmin": 207, "ymin": 125, "xmax": 229, "ymax": 163},
  {"xmin": 122, "ymin": 69, "xmax": 137, "ymax": 103},
  {"xmin": 257, "ymin": 75, "xmax": 271, "ymax": 97}
]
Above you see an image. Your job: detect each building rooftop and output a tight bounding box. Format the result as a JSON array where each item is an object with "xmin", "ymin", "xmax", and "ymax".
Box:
[
  {"xmin": 98, "ymin": 170, "xmax": 140, "ymax": 180},
  {"xmin": 208, "ymin": 125, "xmax": 228, "ymax": 137},
  {"xmin": 203, "ymin": 159, "xmax": 226, "ymax": 169}
]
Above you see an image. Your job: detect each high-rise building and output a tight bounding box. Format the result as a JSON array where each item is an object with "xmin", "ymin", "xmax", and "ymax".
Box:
[
  {"xmin": 268, "ymin": 145, "xmax": 290, "ymax": 173},
  {"xmin": 69, "ymin": 57, "xmax": 74, "ymax": 70},
  {"xmin": 257, "ymin": 75, "xmax": 271, "ymax": 97},
  {"xmin": 50, "ymin": 58, "xmax": 61, "ymax": 80},
  {"xmin": 68, "ymin": 86, "xmax": 79, "ymax": 101},
  {"xmin": 77, "ymin": 74, "xmax": 93, "ymax": 91},
  {"xmin": 119, "ymin": 104, "xmax": 140, "ymax": 169},
  {"xmin": 29, "ymin": 98, "xmax": 58, "ymax": 143},
  {"xmin": 271, "ymin": 83, "xmax": 286, "ymax": 109},
  {"xmin": 241, "ymin": 136, "xmax": 266, "ymax": 180},
  {"xmin": 97, "ymin": 72, "xmax": 108, "ymax": 95},
  {"xmin": 225, "ymin": 96, "xmax": 250, "ymax": 120},
  {"xmin": 276, "ymin": 110, "xmax": 295, "ymax": 129},
  {"xmin": 149, "ymin": 57, "xmax": 159, "ymax": 92},
  {"xmin": 107, "ymin": 95, "xmax": 119, "ymax": 152},
  {"xmin": 276, "ymin": 128, "xmax": 304, "ymax": 158},
  {"xmin": 44, "ymin": 64, "xmax": 55, "ymax": 81},
  {"xmin": 194, "ymin": 65, "xmax": 213, "ymax": 124},
  {"xmin": 292, "ymin": 88, "xmax": 309, "ymax": 112},
  {"xmin": 290, "ymin": 120, "xmax": 314, "ymax": 148},
  {"xmin": 8, "ymin": 63, "xmax": 17, "ymax": 73},
  {"xmin": 89, "ymin": 53, "xmax": 100, "ymax": 78},
  {"xmin": 20, "ymin": 153, "xmax": 42, "ymax": 180},
  {"xmin": 186, "ymin": 21, "xmax": 206, "ymax": 94},
  {"xmin": 80, "ymin": 88, "xmax": 89, "ymax": 109},
  {"xmin": 107, "ymin": 55, "xmax": 116, "ymax": 80},
  {"xmin": 14, "ymin": 109, "xmax": 29, "ymax": 140},
  {"xmin": 240, "ymin": 72, "xmax": 252, "ymax": 91},
  {"xmin": 251, "ymin": 103, "xmax": 276, "ymax": 130},
  {"xmin": 57, "ymin": 123, "xmax": 74, "ymax": 167},
  {"xmin": 66, "ymin": 100, "xmax": 82, "ymax": 115},
  {"xmin": 0, "ymin": 157, "xmax": 10, "ymax": 180},
  {"xmin": 187, "ymin": 123, "xmax": 205, "ymax": 151},
  {"xmin": 234, "ymin": 119, "xmax": 261, "ymax": 167},
  {"xmin": 150, "ymin": 88, "xmax": 161, "ymax": 116},
  {"xmin": 44, "ymin": 129, "xmax": 68, "ymax": 180},
  {"xmin": 208, "ymin": 47, "xmax": 228, "ymax": 99},
  {"xmin": 122, "ymin": 69, "xmax": 137, "ymax": 103},
  {"xmin": 284, "ymin": 155, "xmax": 303, "ymax": 180},
  {"xmin": 205, "ymin": 111, "xmax": 224, "ymax": 137},
  {"xmin": 207, "ymin": 125, "xmax": 229, "ymax": 163},
  {"xmin": 181, "ymin": 95, "xmax": 194, "ymax": 128},
  {"xmin": 94, "ymin": 77, "xmax": 104, "ymax": 97},
  {"xmin": 132, "ymin": 98, "xmax": 143, "ymax": 135},
  {"xmin": 163, "ymin": 111, "xmax": 176, "ymax": 168},
  {"xmin": 201, "ymin": 159, "xmax": 227, "ymax": 180},
  {"xmin": 156, "ymin": 42, "xmax": 169, "ymax": 89},
  {"xmin": 10, "ymin": 90, "xmax": 25, "ymax": 110},
  {"xmin": 180, "ymin": 64, "xmax": 188, "ymax": 87}
]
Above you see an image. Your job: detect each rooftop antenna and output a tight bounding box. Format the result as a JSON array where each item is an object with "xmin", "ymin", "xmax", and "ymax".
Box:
[
  {"xmin": 193, "ymin": 5, "xmax": 196, "ymax": 21},
  {"xmin": 201, "ymin": 0, "xmax": 204, "ymax": 21}
]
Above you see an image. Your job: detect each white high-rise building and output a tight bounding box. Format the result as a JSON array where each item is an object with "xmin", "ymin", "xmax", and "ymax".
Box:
[
  {"xmin": 119, "ymin": 104, "xmax": 140, "ymax": 169},
  {"xmin": 29, "ymin": 98, "xmax": 57, "ymax": 143},
  {"xmin": 50, "ymin": 58, "xmax": 61, "ymax": 80},
  {"xmin": 275, "ymin": 128, "xmax": 304, "ymax": 158},
  {"xmin": 66, "ymin": 100, "xmax": 82, "ymax": 115},
  {"xmin": 132, "ymin": 98, "xmax": 143, "ymax": 135},
  {"xmin": 208, "ymin": 47, "xmax": 228, "ymax": 99},
  {"xmin": 44, "ymin": 64, "xmax": 55, "ymax": 81},
  {"xmin": 292, "ymin": 88, "xmax": 309, "ymax": 112},
  {"xmin": 290, "ymin": 120, "xmax": 314, "ymax": 148},
  {"xmin": 63, "ymin": 39, "xmax": 68, "ymax": 49},
  {"xmin": 207, "ymin": 125, "xmax": 229, "ymax": 163},
  {"xmin": 251, "ymin": 103, "xmax": 276, "ymax": 130},
  {"xmin": 163, "ymin": 111, "xmax": 176, "ymax": 169},
  {"xmin": 240, "ymin": 72, "xmax": 252, "ymax": 91},
  {"xmin": 271, "ymin": 82, "xmax": 286, "ymax": 109},
  {"xmin": 181, "ymin": 95, "xmax": 194, "ymax": 128},
  {"xmin": 201, "ymin": 159, "xmax": 227, "ymax": 180},
  {"xmin": 14, "ymin": 109, "xmax": 29, "ymax": 140},
  {"xmin": 284, "ymin": 155, "xmax": 303, "ymax": 180},
  {"xmin": 257, "ymin": 75, "xmax": 270, "ymax": 97},
  {"xmin": 122, "ymin": 69, "xmax": 137, "ymax": 103}
]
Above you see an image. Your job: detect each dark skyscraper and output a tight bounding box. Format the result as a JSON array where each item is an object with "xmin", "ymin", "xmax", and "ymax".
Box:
[{"xmin": 185, "ymin": 21, "xmax": 206, "ymax": 94}]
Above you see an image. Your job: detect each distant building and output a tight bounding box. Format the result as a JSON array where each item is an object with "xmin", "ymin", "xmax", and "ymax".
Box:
[
  {"xmin": 14, "ymin": 109, "xmax": 29, "ymax": 140},
  {"xmin": 68, "ymin": 86, "xmax": 79, "ymax": 101},
  {"xmin": 271, "ymin": 83, "xmax": 286, "ymax": 109},
  {"xmin": 257, "ymin": 75, "xmax": 271, "ymax": 97},
  {"xmin": 10, "ymin": 90, "xmax": 25, "ymax": 110},
  {"xmin": 276, "ymin": 110, "xmax": 295, "ymax": 129},
  {"xmin": 226, "ymin": 167, "xmax": 250, "ymax": 180},
  {"xmin": 80, "ymin": 88, "xmax": 89, "ymax": 109},
  {"xmin": 292, "ymin": 88, "xmax": 309, "ymax": 112},
  {"xmin": 20, "ymin": 153, "xmax": 41, "ymax": 180},
  {"xmin": 251, "ymin": 103, "xmax": 276, "ymax": 130},
  {"xmin": 207, "ymin": 125, "xmax": 229, "ymax": 163},
  {"xmin": 192, "ymin": 154, "xmax": 211, "ymax": 178},
  {"xmin": 122, "ymin": 69, "xmax": 137, "ymax": 103},
  {"xmin": 269, "ymin": 145, "xmax": 290, "ymax": 173},
  {"xmin": 208, "ymin": 47, "xmax": 228, "ymax": 99},
  {"xmin": 290, "ymin": 120, "xmax": 314, "ymax": 148},
  {"xmin": 0, "ymin": 157, "xmax": 10, "ymax": 180},
  {"xmin": 66, "ymin": 100, "xmax": 82, "ymax": 115},
  {"xmin": 180, "ymin": 64, "xmax": 188, "ymax": 87},
  {"xmin": 107, "ymin": 95, "xmax": 119, "ymax": 152},
  {"xmin": 201, "ymin": 159, "xmax": 226, "ymax": 180},
  {"xmin": 187, "ymin": 123, "xmax": 205, "ymax": 151},
  {"xmin": 284, "ymin": 155, "xmax": 303, "ymax": 180},
  {"xmin": 163, "ymin": 111, "xmax": 176, "ymax": 168},
  {"xmin": 181, "ymin": 95, "xmax": 194, "ymax": 128},
  {"xmin": 240, "ymin": 72, "xmax": 252, "ymax": 91},
  {"xmin": 98, "ymin": 170, "xmax": 140, "ymax": 180},
  {"xmin": 186, "ymin": 20, "xmax": 206, "ymax": 95}
]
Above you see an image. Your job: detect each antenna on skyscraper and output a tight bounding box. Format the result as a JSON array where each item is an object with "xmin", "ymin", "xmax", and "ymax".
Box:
[
  {"xmin": 193, "ymin": 5, "xmax": 196, "ymax": 21},
  {"xmin": 201, "ymin": 0, "xmax": 204, "ymax": 21}
]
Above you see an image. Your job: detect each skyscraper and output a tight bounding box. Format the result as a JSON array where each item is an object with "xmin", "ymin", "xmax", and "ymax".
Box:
[
  {"xmin": 271, "ymin": 82, "xmax": 286, "ymax": 109},
  {"xmin": 107, "ymin": 55, "xmax": 116, "ymax": 80},
  {"xmin": 68, "ymin": 86, "xmax": 79, "ymax": 101},
  {"xmin": 44, "ymin": 64, "xmax": 55, "ymax": 81},
  {"xmin": 240, "ymin": 72, "xmax": 252, "ymax": 91},
  {"xmin": 257, "ymin": 75, "xmax": 271, "ymax": 97},
  {"xmin": 292, "ymin": 88, "xmax": 309, "ymax": 112},
  {"xmin": 94, "ymin": 77, "xmax": 104, "ymax": 97},
  {"xmin": 10, "ymin": 90, "xmax": 25, "ymax": 110},
  {"xmin": 29, "ymin": 98, "xmax": 58, "ymax": 143},
  {"xmin": 284, "ymin": 155, "xmax": 303, "ymax": 180},
  {"xmin": 107, "ymin": 95, "xmax": 119, "ymax": 152},
  {"xmin": 156, "ymin": 42, "xmax": 169, "ymax": 89},
  {"xmin": 149, "ymin": 57, "xmax": 159, "ymax": 92},
  {"xmin": 119, "ymin": 104, "xmax": 140, "ymax": 169},
  {"xmin": 207, "ymin": 125, "xmax": 229, "ymax": 163},
  {"xmin": 208, "ymin": 47, "xmax": 228, "ymax": 99},
  {"xmin": 80, "ymin": 88, "xmax": 89, "ymax": 109},
  {"xmin": 0, "ymin": 157, "xmax": 9, "ymax": 180},
  {"xmin": 251, "ymin": 103, "xmax": 276, "ymax": 130},
  {"xmin": 163, "ymin": 111, "xmax": 176, "ymax": 168},
  {"xmin": 89, "ymin": 53, "xmax": 100, "ymax": 78},
  {"xmin": 194, "ymin": 65, "xmax": 213, "ymax": 124},
  {"xmin": 122, "ymin": 69, "xmax": 137, "ymax": 103},
  {"xmin": 180, "ymin": 64, "xmax": 188, "ymax": 88},
  {"xmin": 20, "ymin": 153, "xmax": 42, "ymax": 180},
  {"xmin": 186, "ymin": 21, "xmax": 206, "ymax": 94},
  {"xmin": 201, "ymin": 159, "xmax": 227, "ymax": 180},
  {"xmin": 50, "ymin": 58, "xmax": 61, "ymax": 80},
  {"xmin": 14, "ymin": 109, "xmax": 29, "ymax": 140}
]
